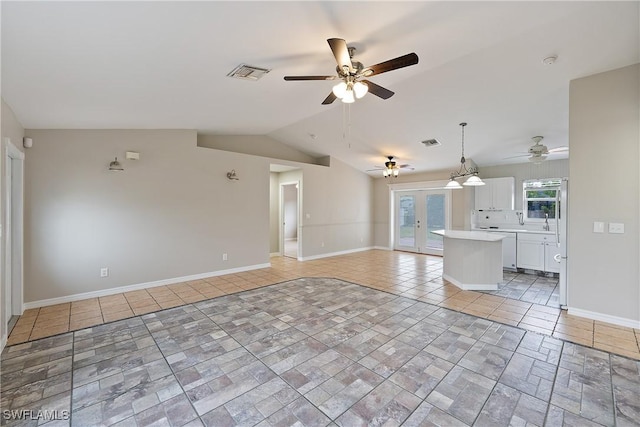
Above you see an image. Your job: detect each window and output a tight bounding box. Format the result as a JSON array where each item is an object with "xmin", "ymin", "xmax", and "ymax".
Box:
[{"xmin": 523, "ymin": 179, "xmax": 561, "ymax": 220}]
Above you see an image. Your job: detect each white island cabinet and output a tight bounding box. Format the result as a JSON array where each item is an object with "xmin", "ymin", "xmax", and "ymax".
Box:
[{"xmin": 431, "ymin": 230, "xmax": 504, "ymax": 291}]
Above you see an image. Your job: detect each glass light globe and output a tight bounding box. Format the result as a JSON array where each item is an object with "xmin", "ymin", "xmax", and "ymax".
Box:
[
  {"xmin": 332, "ymin": 82, "xmax": 347, "ymax": 98},
  {"xmin": 353, "ymin": 81, "xmax": 369, "ymax": 99},
  {"xmin": 342, "ymin": 89, "xmax": 355, "ymax": 103}
]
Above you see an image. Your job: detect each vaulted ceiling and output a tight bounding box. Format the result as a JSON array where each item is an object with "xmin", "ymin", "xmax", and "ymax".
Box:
[{"xmin": 2, "ymin": 1, "xmax": 638, "ymax": 175}]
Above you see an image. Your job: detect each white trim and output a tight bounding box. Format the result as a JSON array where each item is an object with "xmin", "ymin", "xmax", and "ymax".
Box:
[
  {"xmin": 4, "ymin": 138, "xmax": 25, "ymax": 320},
  {"xmin": 1, "ymin": 334, "xmax": 6, "ymax": 353},
  {"xmin": 388, "ymin": 180, "xmax": 451, "ymax": 191},
  {"xmin": 298, "ymin": 246, "xmax": 374, "ymax": 261},
  {"xmin": 443, "ymin": 273, "xmax": 499, "ymax": 291},
  {"xmin": 23, "ymin": 263, "xmax": 271, "ymax": 310},
  {"xmin": 373, "ymin": 246, "xmax": 392, "ymax": 251},
  {"xmin": 269, "ymin": 252, "xmax": 280, "ymax": 257},
  {"xmin": 567, "ymin": 307, "xmax": 640, "ymax": 329}
]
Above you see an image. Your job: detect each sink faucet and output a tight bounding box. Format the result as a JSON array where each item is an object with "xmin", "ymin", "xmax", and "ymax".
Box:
[{"xmin": 543, "ymin": 213, "xmax": 550, "ymax": 231}]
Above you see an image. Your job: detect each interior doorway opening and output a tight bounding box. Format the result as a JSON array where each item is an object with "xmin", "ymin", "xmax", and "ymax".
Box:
[{"xmin": 281, "ymin": 182, "xmax": 299, "ymax": 259}]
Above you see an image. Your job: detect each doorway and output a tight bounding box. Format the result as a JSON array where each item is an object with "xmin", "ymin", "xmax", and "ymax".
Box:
[
  {"xmin": 281, "ymin": 182, "xmax": 299, "ymax": 259},
  {"xmin": 4, "ymin": 138, "xmax": 24, "ymax": 330},
  {"xmin": 394, "ymin": 189, "xmax": 449, "ymax": 255}
]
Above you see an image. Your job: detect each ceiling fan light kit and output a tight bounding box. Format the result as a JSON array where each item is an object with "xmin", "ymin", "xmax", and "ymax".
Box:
[
  {"xmin": 447, "ymin": 122, "xmax": 485, "ymax": 188},
  {"xmin": 383, "ymin": 156, "xmax": 400, "ymax": 178},
  {"xmin": 284, "ymin": 38, "xmax": 418, "ymax": 105}
]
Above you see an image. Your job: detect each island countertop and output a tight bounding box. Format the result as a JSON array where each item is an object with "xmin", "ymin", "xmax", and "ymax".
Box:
[{"xmin": 431, "ymin": 229, "xmax": 506, "ymax": 242}]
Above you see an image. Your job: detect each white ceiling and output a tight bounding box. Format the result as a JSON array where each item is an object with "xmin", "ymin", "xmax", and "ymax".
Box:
[{"xmin": 2, "ymin": 1, "xmax": 639, "ymax": 175}]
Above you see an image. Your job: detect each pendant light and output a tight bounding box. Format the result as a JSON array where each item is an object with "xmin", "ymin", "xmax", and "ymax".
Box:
[{"xmin": 446, "ymin": 122, "xmax": 484, "ymax": 188}]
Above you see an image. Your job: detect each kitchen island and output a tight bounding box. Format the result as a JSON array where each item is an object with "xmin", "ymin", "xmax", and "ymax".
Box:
[{"xmin": 431, "ymin": 229, "xmax": 505, "ymax": 291}]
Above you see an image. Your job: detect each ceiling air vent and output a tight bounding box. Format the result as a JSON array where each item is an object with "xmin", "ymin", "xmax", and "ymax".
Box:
[
  {"xmin": 421, "ymin": 139, "xmax": 441, "ymax": 147},
  {"xmin": 227, "ymin": 64, "xmax": 271, "ymax": 80}
]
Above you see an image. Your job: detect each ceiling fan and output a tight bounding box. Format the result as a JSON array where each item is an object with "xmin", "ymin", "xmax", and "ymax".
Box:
[
  {"xmin": 506, "ymin": 136, "xmax": 569, "ymax": 163},
  {"xmin": 367, "ymin": 156, "xmax": 414, "ymax": 178},
  {"xmin": 284, "ymin": 38, "xmax": 419, "ymax": 104}
]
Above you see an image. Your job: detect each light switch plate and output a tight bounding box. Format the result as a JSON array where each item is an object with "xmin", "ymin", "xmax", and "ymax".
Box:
[
  {"xmin": 593, "ymin": 221, "xmax": 605, "ymax": 233},
  {"xmin": 608, "ymin": 222, "xmax": 625, "ymax": 234}
]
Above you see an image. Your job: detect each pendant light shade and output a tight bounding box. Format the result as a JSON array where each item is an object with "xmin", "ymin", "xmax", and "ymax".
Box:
[
  {"xmin": 463, "ymin": 175, "xmax": 484, "ymax": 186},
  {"xmin": 445, "ymin": 179, "xmax": 463, "ymax": 189}
]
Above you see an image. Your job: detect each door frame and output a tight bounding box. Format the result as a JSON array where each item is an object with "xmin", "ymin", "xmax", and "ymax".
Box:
[
  {"xmin": 279, "ymin": 180, "xmax": 300, "ymax": 259},
  {"xmin": 388, "ymin": 180, "xmax": 452, "ymax": 254},
  {"xmin": 4, "ymin": 138, "xmax": 25, "ymax": 324}
]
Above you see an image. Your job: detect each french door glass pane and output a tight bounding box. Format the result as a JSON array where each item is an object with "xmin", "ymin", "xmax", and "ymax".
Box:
[
  {"xmin": 426, "ymin": 194, "xmax": 445, "ymax": 250},
  {"xmin": 399, "ymin": 195, "xmax": 415, "ymax": 247}
]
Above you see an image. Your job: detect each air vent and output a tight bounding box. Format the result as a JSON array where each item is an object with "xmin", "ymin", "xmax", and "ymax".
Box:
[
  {"xmin": 227, "ymin": 64, "xmax": 271, "ymax": 80},
  {"xmin": 421, "ymin": 139, "xmax": 441, "ymax": 147}
]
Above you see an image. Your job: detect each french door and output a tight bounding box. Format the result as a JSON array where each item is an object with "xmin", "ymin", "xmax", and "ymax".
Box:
[{"xmin": 394, "ymin": 190, "xmax": 448, "ymax": 255}]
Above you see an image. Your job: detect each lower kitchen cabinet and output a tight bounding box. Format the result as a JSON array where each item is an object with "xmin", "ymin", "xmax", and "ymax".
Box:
[
  {"xmin": 516, "ymin": 233, "xmax": 559, "ymax": 273},
  {"xmin": 498, "ymin": 232, "xmax": 517, "ymax": 270}
]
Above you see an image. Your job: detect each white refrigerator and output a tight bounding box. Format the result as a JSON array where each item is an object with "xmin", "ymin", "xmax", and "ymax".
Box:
[{"xmin": 555, "ymin": 178, "xmax": 568, "ymax": 308}]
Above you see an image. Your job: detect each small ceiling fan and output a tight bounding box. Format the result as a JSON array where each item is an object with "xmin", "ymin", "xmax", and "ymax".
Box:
[
  {"xmin": 367, "ymin": 156, "xmax": 414, "ymax": 178},
  {"xmin": 284, "ymin": 38, "xmax": 419, "ymax": 104},
  {"xmin": 505, "ymin": 136, "xmax": 569, "ymax": 163}
]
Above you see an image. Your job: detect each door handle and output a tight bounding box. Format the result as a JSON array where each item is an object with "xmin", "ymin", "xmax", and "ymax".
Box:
[{"xmin": 554, "ymin": 253, "xmax": 561, "ymax": 263}]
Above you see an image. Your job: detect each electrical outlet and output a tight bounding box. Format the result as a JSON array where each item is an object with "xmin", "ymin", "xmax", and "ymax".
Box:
[
  {"xmin": 222, "ymin": 253, "xmax": 228, "ymax": 261},
  {"xmin": 100, "ymin": 267, "xmax": 109, "ymax": 278}
]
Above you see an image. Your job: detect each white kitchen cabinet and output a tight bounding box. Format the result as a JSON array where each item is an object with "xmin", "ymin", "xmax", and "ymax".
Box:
[
  {"xmin": 517, "ymin": 232, "xmax": 560, "ymax": 273},
  {"xmin": 475, "ymin": 177, "xmax": 515, "ymax": 211},
  {"xmin": 517, "ymin": 233, "xmax": 545, "ymax": 270}
]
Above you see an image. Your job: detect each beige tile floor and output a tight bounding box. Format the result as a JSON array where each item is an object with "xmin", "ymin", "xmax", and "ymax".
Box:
[{"xmin": 7, "ymin": 250, "xmax": 640, "ymax": 360}]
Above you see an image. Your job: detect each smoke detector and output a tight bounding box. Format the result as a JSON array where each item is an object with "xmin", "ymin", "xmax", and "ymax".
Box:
[{"xmin": 542, "ymin": 55, "xmax": 558, "ymax": 65}]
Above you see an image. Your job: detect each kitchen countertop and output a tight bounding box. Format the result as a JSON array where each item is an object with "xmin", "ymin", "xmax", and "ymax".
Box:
[
  {"xmin": 472, "ymin": 227, "xmax": 555, "ymax": 235},
  {"xmin": 431, "ymin": 229, "xmax": 506, "ymax": 242}
]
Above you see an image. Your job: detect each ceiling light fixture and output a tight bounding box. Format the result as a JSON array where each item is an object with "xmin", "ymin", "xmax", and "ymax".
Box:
[
  {"xmin": 332, "ymin": 78, "xmax": 368, "ymax": 104},
  {"xmin": 445, "ymin": 122, "xmax": 485, "ymax": 189},
  {"xmin": 383, "ymin": 156, "xmax": 399, "ymax": 178}
]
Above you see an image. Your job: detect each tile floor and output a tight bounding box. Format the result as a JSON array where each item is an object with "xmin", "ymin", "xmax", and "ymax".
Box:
[
  {"xmin": 2, "ymin": 277, "xmax": 639, "ymax": 426},
  {"xmin": 6, "ymin": 251, "xmax": 640, "ymax": 360}
]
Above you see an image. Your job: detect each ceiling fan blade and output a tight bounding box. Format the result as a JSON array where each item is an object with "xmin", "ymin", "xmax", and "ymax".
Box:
[
  {"xmin": 321, "ymin": 92, "xmax": 337, "ymax": 105},
  {"xmin": 503, "ymin": 154, "xmax": 531, "ymax": 159},
  {"xmin": 548, "ymin": 146, "xmax": 569, "ymax": 153},
  {"xmin": 327, "ymin": 38, "xmax": 353, "ymax": 74},
  {"xmin": 399, "ymin": 164, "xmax": 414, "ymax": 170},
  {"xmin": 363, "ymin": 53, "xmax": 419, "ymax": 77},
  {"xmin": 362, "ymin": 80, "xmax": 394, "ymax": 99},
  {"xmin": 284, "ymin": 75, "xmax": 338, "ymax": 81}
]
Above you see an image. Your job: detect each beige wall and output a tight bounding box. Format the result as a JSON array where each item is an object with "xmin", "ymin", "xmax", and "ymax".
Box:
[
  {"xmin": 298, "ymin": 157, "xmax": 374, "ymax": 258},
  {"xmin": 25, "ymin": 129, "xmax": 271, "ymax": 302},
  {"xmin": 198, "ymin": 134, "xmax": 319, "ymax": 165},
  {"xmin": 568, "ymin": 63, "xmax": 639, "ymax": 325},
  {"xmin": 1, "ymin": 99, "xmax": 25, "ymax": 347}
]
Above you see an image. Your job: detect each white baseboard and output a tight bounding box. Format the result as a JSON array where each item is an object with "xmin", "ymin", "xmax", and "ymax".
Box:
[
  {"xmin": 373, "ymin": 246, "xmax": 392, "ymax": 251},
  {"xmin": 442, "ymin": 274, "xmax": 499, "ymax": 291},
  {"xmin": 567, "ymin": 307, "xmax": 640, "ymax": 329},
  {"xmin": 1, "ymin": 333, "xmax": 6, "ymax": 353},
  {"xmin": 298, "ymin": 246, "xmax": 375, "ymax": 261},
  {"xmin": 269, "ymin": 252, "xmax": 280, "ymax": 257},
  {"xmin": 23, "ymin": 263, "xmax": 271, "ymax": 311}
]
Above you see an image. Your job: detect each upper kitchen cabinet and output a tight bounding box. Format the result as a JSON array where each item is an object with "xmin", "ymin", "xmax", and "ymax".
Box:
[{"xmin": 475, "ymin": 177, "xmax": 515, "ymax": 210}]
